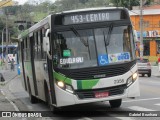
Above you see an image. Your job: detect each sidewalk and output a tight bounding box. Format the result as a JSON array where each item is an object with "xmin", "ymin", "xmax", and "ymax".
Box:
[
  {"xmin": 0, "ymin": 65, "xmax": 18, "ymax": 84},
  {"xmin": 0, "ymin": 68, "xmax": 18, "ymax": 112},
  {"xmin": 0, "ymin": 65, "xmax": 19, "ymax": 112}
]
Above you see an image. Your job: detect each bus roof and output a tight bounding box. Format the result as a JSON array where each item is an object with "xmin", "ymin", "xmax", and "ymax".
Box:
[{"xmin": 59, "ymin": 7, "xmax": 127, "ymax": 14}]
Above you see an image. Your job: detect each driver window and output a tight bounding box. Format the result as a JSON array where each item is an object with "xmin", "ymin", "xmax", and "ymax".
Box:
[{"xmin": 123, "ymin": 28, "xmax": 130, "ymax": 52}]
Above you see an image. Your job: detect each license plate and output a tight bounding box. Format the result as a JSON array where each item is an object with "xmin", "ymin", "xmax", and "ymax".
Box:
[{"xmin": 95, "ymin": 91, "xmax": 109, "ymax": 98}]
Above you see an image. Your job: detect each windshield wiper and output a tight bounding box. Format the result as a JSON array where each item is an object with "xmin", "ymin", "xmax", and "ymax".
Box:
[
  {"xmin": 70, "ymin": 26, "xmax": 88, "ymax": 47},
  {"xmin": 105, "ymin": 23, "xmax": 113, "ymax": 46}
]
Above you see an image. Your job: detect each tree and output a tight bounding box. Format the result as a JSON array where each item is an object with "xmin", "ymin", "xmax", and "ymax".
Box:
[
  {"xmin": 53, "ymin": 0, "xmax": 110, "ymax": 12},
  {"xmin": 109, "ymin": 0, "xmax": 152, "ymax": 10},
  {"xmin": 79, "ymin": 0, "xmax": 88, "ymax": 4}
]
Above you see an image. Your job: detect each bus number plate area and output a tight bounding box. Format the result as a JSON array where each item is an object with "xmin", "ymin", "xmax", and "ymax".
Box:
[{"xmin": 95, "ymin": 91, "xmax": 109, "ymax": 98}]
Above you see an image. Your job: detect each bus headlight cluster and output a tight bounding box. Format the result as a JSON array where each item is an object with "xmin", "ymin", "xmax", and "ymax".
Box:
[
  {"xmin": 57, "ymin": 81, "xmax": 74, "ymax": 94},
  {"xmin": 57, "ymin": 81, "xmax": 65, "ymax": 88},
  {"xmin": 127, "ymin": 72, "xmax": 138, "ymax": 87}
]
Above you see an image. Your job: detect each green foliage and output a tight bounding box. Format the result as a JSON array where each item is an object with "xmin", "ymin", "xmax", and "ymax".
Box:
[
  {"xmin": 109, "ymin": 0, "xmax": 152, "ymax": 10},
  {"xmin": 54, "ymin": 0, "xmax": 110, "ymax": 12}
]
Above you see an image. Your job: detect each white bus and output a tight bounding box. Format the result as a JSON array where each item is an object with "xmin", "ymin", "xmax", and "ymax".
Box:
[{"xmin": 18, "ymin": 7, "xmax": 140, "ymax": 112}]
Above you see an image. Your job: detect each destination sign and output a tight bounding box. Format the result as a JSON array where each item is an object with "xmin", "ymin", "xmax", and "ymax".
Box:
[{"xmin": 63, "ymin": 11, "xmax": 122, "ymax": 25}]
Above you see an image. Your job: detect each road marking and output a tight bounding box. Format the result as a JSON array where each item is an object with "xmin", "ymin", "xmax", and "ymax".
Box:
[
  {"xmin": 123, "ymin": 97, "xmax": 160, "ymax": 103},
  {"xmin": 128, "ymin": 106, "xmax": 155, "ymax": 111},
  {"xmin": 78, "ymin": 117, "xmax": 93, "ymax": 120},
  {"xmin": 115, "ymin": 117, "xmax": 133, "ymax": 120},
  {"xmin": 1, "ymin": 90, "xmax": 5, "ymax": 96},
  {"xmin": 27, "ymin": 105, "xmax": 33, "ymax": 110},
  {"xmin": 154, "ymin": 103, "xmax": 160, "ymax": 106},
  {"xmin": 5, "ymin": 96, "xmax": 19, "ymax": 111},
  {"xmin": 1, "ymin": 90, "xmax": 19, "ymax": 111}
]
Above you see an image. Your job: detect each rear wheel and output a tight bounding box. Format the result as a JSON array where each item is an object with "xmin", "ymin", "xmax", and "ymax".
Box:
[
  {"xmin": 109, "ymin": 99, "xmax": 122, "ymax": 108},
  {"xmin": 147, "ymin": 73, "xmax": 151, "ymax": 77}
]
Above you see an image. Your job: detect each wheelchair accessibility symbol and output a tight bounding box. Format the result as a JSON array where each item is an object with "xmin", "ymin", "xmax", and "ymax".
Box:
[{"xmin": 98, "ymin": 55, "xmax": 109, "ymax": 66}]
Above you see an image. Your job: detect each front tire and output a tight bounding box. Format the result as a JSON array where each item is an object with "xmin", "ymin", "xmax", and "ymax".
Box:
[{"xmin": 109, "ymin": 99, "xmax": 122, "ymax": 108}]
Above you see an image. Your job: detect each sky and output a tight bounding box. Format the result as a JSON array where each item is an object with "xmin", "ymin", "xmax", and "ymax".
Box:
[{"xmin": 14, "ymin": 0, "xmax": 55, "ymax": 5}]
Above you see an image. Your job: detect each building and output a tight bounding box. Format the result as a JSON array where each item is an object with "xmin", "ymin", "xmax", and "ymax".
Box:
[{"xmin": 130, "ymin": 5, "xmax": 160, "ymax": 62}]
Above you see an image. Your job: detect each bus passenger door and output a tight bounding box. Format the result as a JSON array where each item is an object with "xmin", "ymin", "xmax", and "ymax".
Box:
[
  {"xmin": 20, "ymin": 41, "xmax": 27, "ymax": 91},
  {"xmin": 30, "ymin": 36, "xmax": 38, "ymax": 96},
  {"xmin": 43, "ymin": 30, "xmax": 57, "ymax": 105}
]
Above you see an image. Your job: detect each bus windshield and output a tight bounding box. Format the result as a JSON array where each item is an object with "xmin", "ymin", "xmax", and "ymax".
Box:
[{"xmin": 53, "ymin": 25, "xmax": 134, "ymax": 69}]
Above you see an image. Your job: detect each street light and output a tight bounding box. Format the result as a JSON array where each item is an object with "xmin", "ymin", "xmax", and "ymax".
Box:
[{"xmin": 140, "ymin": 0, "xmax": 144, "ymax": 58}]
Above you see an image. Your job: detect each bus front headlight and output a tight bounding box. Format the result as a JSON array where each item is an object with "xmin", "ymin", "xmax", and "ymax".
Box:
[
  {"xmin": 127, "ymin": 72, "xmax": 138, "ymax": 87},
  {"xmin": 132, "ymin": 72, "xmax": 138, "ymax": 81},
  {"xmin": 57, "ymin": 81, "xmax": 74, "ymax": 94},
  {"xmin": 57, "ymin": 81, "xmax": 65, "ymax": 88}
]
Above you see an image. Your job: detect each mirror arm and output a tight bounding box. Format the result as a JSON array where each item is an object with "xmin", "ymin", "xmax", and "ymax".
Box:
[
  {"xmin": 45, "ymin": 29, "xmax": 50, "ymax": 37},
  {"xmin": 45, "ymin": 29, "xmax": 52, "ymax": 59}
]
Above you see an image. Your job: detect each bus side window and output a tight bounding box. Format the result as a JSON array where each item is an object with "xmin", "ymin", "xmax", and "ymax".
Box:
[
  {"xmin": 37, "ymin": 31, "xmax": 41, "ymax": 60},
  {"xmin": 41, "ymin": 28, "xmax": 47, "ymax": 60},
  {"xmin": 34, "ymin": 32, "xmax": 38, "ymax": 60},
  {"xmin": 123, "ymin": 29, "xmax": 130, "ymax": 52},
  {"xmin": 23, "ymin": 38, "xmax": 27, "ymax": 61}
]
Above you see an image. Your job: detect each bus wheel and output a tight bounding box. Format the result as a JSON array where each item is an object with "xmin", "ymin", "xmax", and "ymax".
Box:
[
  {"xmin": 28, "ymin": 82, "xmax": 38, "ymax": 104},
  {"xmin": 109, "ymin": 99, "xmax": 122, "ymax": 108}
]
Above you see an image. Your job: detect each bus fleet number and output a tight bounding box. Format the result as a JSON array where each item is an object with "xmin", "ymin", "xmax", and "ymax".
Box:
[{"xmin": 114, "ymin": 79, "xmax": 124, "ymax": 84}]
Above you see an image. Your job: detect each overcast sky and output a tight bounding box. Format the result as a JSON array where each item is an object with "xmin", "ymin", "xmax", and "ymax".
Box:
[{"xmin": 14, "ymin": 0, "xmax": 55, "ymax": 5}]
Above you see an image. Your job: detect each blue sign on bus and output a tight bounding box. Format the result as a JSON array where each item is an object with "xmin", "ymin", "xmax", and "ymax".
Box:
[{"xmin": 98, "ymin": 54, "xmax": 109, "ymax": 66}]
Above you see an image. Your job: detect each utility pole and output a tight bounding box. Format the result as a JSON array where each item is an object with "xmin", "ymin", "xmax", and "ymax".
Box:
[
  {"xmin": 5, "ymin": 10, "xmax": 9, "ymax": 69},
  {"xmin": 1, "ymin": 28, "xmax": 5, "ymax": 64},
  {"xmin": 140, "ymin": 0, "xmax": 143, "ymax": 58}
]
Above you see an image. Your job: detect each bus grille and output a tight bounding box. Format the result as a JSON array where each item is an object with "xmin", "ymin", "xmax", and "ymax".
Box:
[
  {"xmin": 75, "ymin": 84, "xmax": 126, "ymax": 99},
  {"xmin": 55, "ymin": 60, "xmax": 136, "ymax": 80}
]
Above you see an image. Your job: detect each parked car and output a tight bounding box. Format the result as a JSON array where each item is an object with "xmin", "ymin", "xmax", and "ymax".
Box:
[{"xmin": 137, "ymin": 58, "xmax": 151, "ymax": 77}]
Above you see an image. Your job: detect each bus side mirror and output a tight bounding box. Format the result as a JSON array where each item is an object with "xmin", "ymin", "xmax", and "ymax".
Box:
[{"xmin": 43, "ymin": 37, "xmax": 50, "ymax": 52}]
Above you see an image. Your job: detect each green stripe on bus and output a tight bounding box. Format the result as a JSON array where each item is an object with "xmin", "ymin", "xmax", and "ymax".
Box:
[
  {"xmin": 65, "ymin": 78, "xmax": 72, "ymax": 85},
  {"xmin": 53, "ymin": 72, "xmax": 72, "ymax": 85},
  {"xmin": 77, "ymin": 79, "xmax": 99, "ymax": 90}
]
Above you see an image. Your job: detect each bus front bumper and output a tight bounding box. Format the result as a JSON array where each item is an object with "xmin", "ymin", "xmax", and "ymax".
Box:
[{"xmin": 54, "ymin": 79, "xmax": 140, "ymax": 107}]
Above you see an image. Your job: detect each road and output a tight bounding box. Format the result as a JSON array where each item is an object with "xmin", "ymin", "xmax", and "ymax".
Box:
[{"xmin": 0, "ymin": 67, "xmax": 160, "ymax": 120}]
